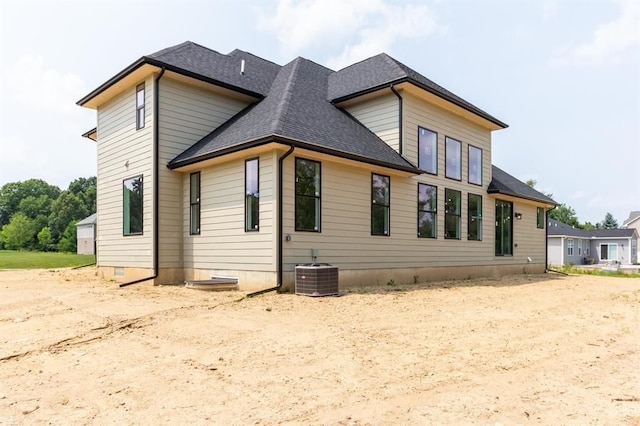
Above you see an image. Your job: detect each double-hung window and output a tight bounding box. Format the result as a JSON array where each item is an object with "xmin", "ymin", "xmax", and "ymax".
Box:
[
  {"xmin": 567, "ymin": 239, "xmax": 574, "ymax": 256},
  {"xmin": 468, "ymin": 193, "xmax": 482, "ymax": 241},
  {"xmin": 418, "ymin": 127, "xmax": 437, "ymax": 174},
  {"xmin": 372, "ymin": 174, "xmax": 390, "ymax": 236},
  {"xmin": 468, "ymin": 145, "xmax": 482, "ymax": 185},
  {"xmin": 245, "ymin": 158, "xmax": 259, "ymax": 231},
  {"xmin": 418, "ymin": 183, "xmax": 436, "ymax": 238},
  {"xmin": 123, "ymin": 175, "xmax": 143, "ymax": 235},
  {"xmin": 445, "ymin": 137, "xmax": 461, "ymax": 180},
  {"xmin": 578, "ymin": 239, "xmax": 583, "ymax": 256},
  {"xmin": 295, "ymin": 158, "xmax": 321, "ymax": 232},
  {"xmin": 190, "ymin": 172, "xmax": 200, "ymax": 235},
  {"xmin": 444, "ymin": 188, "xmax": 461, "ymax": 239},
  {"xmin": 537, "ymin": 207, "xmax": 545, "ymax": 229},
  {"xmin": 136, "ymin": 83, "xmax": 145, "ymax": 130}
]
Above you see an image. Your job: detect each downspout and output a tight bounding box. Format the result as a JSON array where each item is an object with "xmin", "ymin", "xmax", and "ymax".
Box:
[
  {"xmin": 390, "ymin": 85, "xmax": 403, "ymax": 156},
  {"xmin": 545, "ymin": 205, "xmax": 556, "ymax": 273},
  {"xmin": 247, "ymin": 145, "xmax": 295, "ymax": 297},
  {"xmin": 121, "ymin": 67, "xmax": 166, "ymax": 288}
]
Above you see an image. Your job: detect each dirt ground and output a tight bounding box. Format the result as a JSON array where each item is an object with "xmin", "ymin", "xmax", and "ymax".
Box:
[{"xmin": 0, "ymin": 268, "xmax": 638, "ymax": 425}]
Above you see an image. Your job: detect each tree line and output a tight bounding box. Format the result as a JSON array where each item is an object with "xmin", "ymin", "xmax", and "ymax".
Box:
[
  {"xmin": 0, "ymin": 177, "xmax": 96, "ymax": 252},
  {"xmin": 525, "ymin": 179, "xmax": 619, "ymax": 230}
]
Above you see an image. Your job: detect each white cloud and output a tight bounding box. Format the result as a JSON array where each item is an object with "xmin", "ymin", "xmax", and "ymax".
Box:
[
  {"xmin": 565, "ymin": 0, "xmax": 640, "ymax": 66},
  {"xmin": 258, "ymin": 0, "xmax": 446, "ymax": 69},
  {"xmin": 5, "ymin": 55, "xmax": 88, "ymax": 118}
]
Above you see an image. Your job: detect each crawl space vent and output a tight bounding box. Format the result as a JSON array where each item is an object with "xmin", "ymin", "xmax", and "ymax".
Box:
[{"xmin": 295, "ymin": 264, "xmax": 339, "ymax": 297}]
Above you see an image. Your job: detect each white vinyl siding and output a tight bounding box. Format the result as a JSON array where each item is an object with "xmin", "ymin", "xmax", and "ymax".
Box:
[
  {"xmin": 183, "ymin": 152, "xmax": 277, "ymax": 271},
  {"xmin": 345, "ymin": 92, "xmax": 399, "ymax": 151},
  {"xmin": 158, "ymin": 76, "xmax": 249, "ymax": 267},
  {"xmin": 96, "ymin": 75, "xmax": 154, "ymax": 268}
]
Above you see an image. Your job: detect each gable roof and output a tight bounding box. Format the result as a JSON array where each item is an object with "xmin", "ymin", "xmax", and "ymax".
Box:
[
  {"xmin": 168, "ymin": 57, "xmax": 419, "ymax": 173},
  {"xmin": 547, "ymin": 218, "xmax": 638, "ymax": 238},
  {"xmin": 76, "ymin": 213, "xmax": 97, "ymax": 226},
  {"xmin": 622, "ymin": 210, "xmax": 640, "ymax": 227},
  {"xmin": 487, "ymin": 166, "xmax": 557, "ymax": 205},
  {"xmin": 328, "ymin": 53, "xmax": 507, "ymax": 129}
]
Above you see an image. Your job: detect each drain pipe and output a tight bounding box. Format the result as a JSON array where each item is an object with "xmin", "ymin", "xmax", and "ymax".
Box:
[
  {"xmin": 120, "ymin": 67, "xmax": 166, "ymax": 288},
  {"xmin": 247, "ymin": 145, "xmax": 295, "ymax": 297},
  {"xmin": 390, "ymin": 84, "xmax": 403, "ymax": 156},
  {"xmin": 545, "ymin": 204, "xmax": 556, "ymax": 273}
]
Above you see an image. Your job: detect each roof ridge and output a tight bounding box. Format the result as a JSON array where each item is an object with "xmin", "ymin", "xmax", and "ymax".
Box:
[
  {"xmin": 270, "ymin": 58, "xmax": 303, "ymax": 134},
  {"xmin": 228, "ymin": 49, "xmax": 282, "ymax": 67}
]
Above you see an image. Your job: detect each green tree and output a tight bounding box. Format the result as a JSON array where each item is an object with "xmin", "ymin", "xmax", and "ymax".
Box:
[
  {"xmin": 68, "ymin": 177, "xmax": 97, "ymax": 214},
  {"xmin": 549, "ymin": 204, "xmax": 580, "ymax": 228},
  {"xmin": 598, "ymin": 212, "xmax": 619, "ymax": 229},
  {"xmin": 49, "ymin": 192, "xmax": 88, "ymax": 242},
  {"xmin": 37, "ymin": 226, "xmax": 54, "ymax": 251},
  {"xmin": 0, "ymin": 179, "xmax": 61, "ymax": 227},
  {"xmin": 582, "ymin": 221, "xmax": 597, "ymax": 230},
  {"xmin": 0, "ymin": 213, "xmax": 37, "ymax": 250},
  {"xmin": 57, "ymin": 222, "xmax": 77, "ymax": 253}
]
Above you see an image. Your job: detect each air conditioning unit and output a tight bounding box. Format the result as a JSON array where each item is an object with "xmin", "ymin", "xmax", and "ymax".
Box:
[{"xmin": 295, "ymin": 264, "xmax": 339, "ymax": 297}]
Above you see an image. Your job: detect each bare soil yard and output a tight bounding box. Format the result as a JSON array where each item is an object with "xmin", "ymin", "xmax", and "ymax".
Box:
[{"xmin": 0, "ymin": 268, "xmax": 638, "ymax": 425}]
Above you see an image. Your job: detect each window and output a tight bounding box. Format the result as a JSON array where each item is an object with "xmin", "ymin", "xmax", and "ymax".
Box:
[
  {"xmin": 585, "ymin": 241, "xmax": 590, "ymax": 256},
  {"xmin": 468, "ymin": 145, "xmax": 482, "ymax": 185},
  {"xmin": 136, "ymin": 83, "xmax": 145, "ymax": 130},
  {"xmin": 245, "ymin": 158, "xmax": 259, "ymax": 231},
  {"xmin": 418, "ymin": 127, "xmax": 437, "ymax": 174},
  {"xmin": 123, "ymin": 175, "xmax": 143, "ymax": 235},
  {"xmin": 295, "ymin": 158, "xmax": 321, "ymax": 232},
  {"xmin": 418, "ymin": 183, "xmax": 437, "ymax": 238},
  {"xmin": 445, "ymin": 137, "xmax": 461, "ymax": 180},
  {"xmin": 600, "ymin": 244, "xmax": 618, "ymax": 261},
  {"xmin": 372, "ymin": 174, "xmax": 390, "ymax": 235},
  {"xmin": 567, "ymin": 239, "xmax": 574, "ymax": 256},
  {"xmin": 578, "ymin": 239, "xmax": 582, "ymax": 256},
  {"xmin": 495, "ymin": 200, "xmax": 512, "ymax": 255},
  {"xmin": 444, "ymin": 188, "xmax": 461, "ymax": 239},
  {"xmin": 189, "ymin": 172, "xmax": 200, "ymax": 235},
  {"xmin": 537, "ymin": 207, "xmax": 545, "ymax": 229},
  {"xmin": 468, "ymin": 193, "xmax": 482, "ymax": 241}
]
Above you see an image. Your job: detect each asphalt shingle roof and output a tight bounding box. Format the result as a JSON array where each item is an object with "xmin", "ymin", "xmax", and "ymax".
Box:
[
  {"xmin": 622, "ymin": 210, "xmax": 640, "ymax": 227},
  {"xmin": 168, "ymin": 57, "xmax": 418, "ymax": 172},
  {"xmin": 547, "ymin": 218, "xmax": 637, "ymax": 238},
  {"xmin": 488, "ymin": 166, "xmax": 557, "ymax": 205}
]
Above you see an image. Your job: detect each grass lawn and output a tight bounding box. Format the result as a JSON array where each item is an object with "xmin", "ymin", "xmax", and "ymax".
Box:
[{"xmin": 0, "ymin": 250, "xmax": 96, "ymax": 270}]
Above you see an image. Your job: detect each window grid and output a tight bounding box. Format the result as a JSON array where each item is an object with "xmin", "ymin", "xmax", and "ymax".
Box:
[{"xmin": 567, "ymin": 239, "xmax": 574, "ymax": 256}]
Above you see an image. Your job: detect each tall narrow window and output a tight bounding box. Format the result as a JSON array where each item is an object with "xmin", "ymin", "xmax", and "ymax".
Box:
[
  {"xmin": 418, "ymin": 127, "xmax": 437, "ymax": 174},
  {"xmin": 295, "ymin": 158, "xmax": 321, "ymax": 232},
  {"xmin": 418, "ymin": 183, "xmax": 437, "ymax": 238},
  {"xmin": 468, "ymin": 193, "xmax": 482, "ymax": 241},
  {"xmin": 123, "ymin": 175, "xmax": 143, "ymax": 235},
  {"xmin": 245, "ymin": 158, "xmax": 259, "ymax": 231},
  {"xmin": 585, "ymin": 240, "xmax": 590, "ymax": 256},
  {"xmin": 444, "ymin": 188, "xmax": 461, "ymax": 239},
  {"xmin": 445, "ymin": 137, "xmax": 461, "ymax": 180},
  {"xmin": 468, "ymin": 145, "xmax": 482, "ymax": 185},
  {"xmin": 567, "ymin": 239, "xmax": 574, "ymax": 256},
  {"xmin": 190, "ymin": 172, "xmax": 200, "ymax": 235},
  {"xmin": 537, "ymin": 207, "xmax": 545, "ymax": 229},
  {"xmin": 372, "ymin": 173, "xmax": 390, "ymax": 236},
  {"xmin": 495, "ymin": 200, "xmax": 512, "ymax": 255},
  {"xmin": 578, "ymin": 239, "xmax": 582, "ymax": 256},
  {"xmin": 136, "ymin": 83, "xmax": 145, "ymax": 130}
]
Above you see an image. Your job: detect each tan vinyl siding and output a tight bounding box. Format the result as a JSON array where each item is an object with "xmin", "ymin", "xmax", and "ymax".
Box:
[
  {"xmin": 96, "ymin": 75, "xmax": 154, "ymax": 268},
  {"xmin": 158, "ymin": 76, "xmax": 249, "ymax": 268},
  {"xmin": 183, "ymin": 152, "xmax": 277, "ymax": 272},
  {"xmin": 345, "ymin": 92, "xmax": 399, "ymax": 151}
]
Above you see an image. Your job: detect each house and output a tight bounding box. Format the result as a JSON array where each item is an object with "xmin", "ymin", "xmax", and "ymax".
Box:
[
  {"xmin": 77, "ymin": 41, "xmax": 556, "ymax": 291},
  {"xmin": 622, "ymin": 211, "xmax": 640, "ymax": 260},
  {"xmin": 547, "ymin": 218, "xmax": 638, "ymax": 266},
  {"xmin": 75, "ymin": 213, "xmax": 97, "ymax": 255}
]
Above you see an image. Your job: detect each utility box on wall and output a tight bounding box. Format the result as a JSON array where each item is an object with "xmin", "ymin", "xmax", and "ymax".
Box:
[{"xmin": 295, "ymin": 264, "xmax": 339, "ymax": 297}]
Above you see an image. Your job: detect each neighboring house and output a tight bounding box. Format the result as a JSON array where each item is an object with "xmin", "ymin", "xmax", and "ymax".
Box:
[
  {"xmin": 77, "ymin": 41, "xmax": 556, "ymax": 291},
  {"xmin": 622, "ymin": 211, "xmax": 640, "ymax": 260},
  {"xmin": 76, "ymin": 213, "xmax": 97, "ymax": 255},
  {"xmin": 547, "ymin": 218, "xmax": 638, "ymax": 266}
]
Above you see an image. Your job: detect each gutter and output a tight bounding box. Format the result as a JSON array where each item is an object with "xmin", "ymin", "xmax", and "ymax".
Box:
[
  {"xmin": 120, "ymin": 67, "xmax": 166, "ymax": 288},
  {"xmin": 247, "ymin": 145, "xmax": 295, "ymax": 297},
  {"xmin": 390, "ymin": 85, "xmax": 403, "ymax": 155}
]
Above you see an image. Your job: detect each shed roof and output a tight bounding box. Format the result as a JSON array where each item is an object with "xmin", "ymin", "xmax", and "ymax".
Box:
[{"xmin": 488, "ymin": 166, "xmax": 557, "ymax": 205}]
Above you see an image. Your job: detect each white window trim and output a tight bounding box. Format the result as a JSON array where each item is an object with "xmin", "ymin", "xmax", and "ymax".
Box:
[{"xmin": 599, "ymin": 243, "xmax": 618, "ymax": 261}]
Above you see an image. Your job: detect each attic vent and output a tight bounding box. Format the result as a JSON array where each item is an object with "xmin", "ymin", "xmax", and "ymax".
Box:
[{"xmin": 240, "ymin": 59, "xmax": 245, "ymax": 75}]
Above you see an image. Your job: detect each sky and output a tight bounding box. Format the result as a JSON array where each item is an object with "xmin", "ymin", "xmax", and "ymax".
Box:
[{"xmin": 0, "ymin": 0, "xmax": 638, "ymax": 225}]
